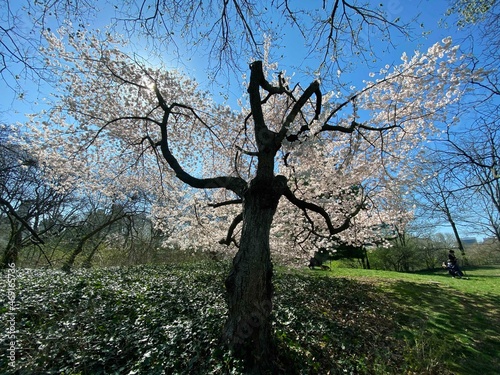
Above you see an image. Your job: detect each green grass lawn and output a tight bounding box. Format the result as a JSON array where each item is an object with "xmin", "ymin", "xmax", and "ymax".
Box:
[
  {"xmin": 1, "ymin": 263, "xmax": 499, "ymax": 374},
  {"xmin": 323, "ymin": 264, "xmax": 500, "ymax": 296},
  {"xmin": 308, "ymin": 265, "xmax": 500, "ymax": 374}
]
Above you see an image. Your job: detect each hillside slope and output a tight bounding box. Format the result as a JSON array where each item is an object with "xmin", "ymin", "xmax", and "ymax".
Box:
[{"xmin": 1, "ymin": 264, "xmax": 499, "ymax": 374}]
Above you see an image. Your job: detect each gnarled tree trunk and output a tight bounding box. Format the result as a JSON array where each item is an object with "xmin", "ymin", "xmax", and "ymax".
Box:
[
  {"xmin": 223, "ymin": 176, "xmax": 284, "ymax": 373},
  {"xmin": 154, "ymin": 61, "xmax": 335, "ymax": 372}
]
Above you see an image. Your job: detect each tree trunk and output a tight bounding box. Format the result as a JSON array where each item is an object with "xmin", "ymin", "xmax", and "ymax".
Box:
[
  {"xmin": 448, "ymin": 214, "xmax": 467, "ymax": 257},
  {"xmin": 1, "ymin": 224, "xmax": 22, "ymax": 268},
  {"xmin": 62, "ymin": 240, "xmax": 86, "ymax": 273},
  {"xmin": 82, "ymin": 239, "xmax": 105, "ymax": 268},
  {"xmin": 62, "ymin": 213, "xmax": 126, "ymax": 272},
  {"xmin": 363, "ymin": 247, "xmax": 371, "ymax": 269},
  {"xmin": 223, "ymin": 178, "xmax": 282, "ymax": 373}
]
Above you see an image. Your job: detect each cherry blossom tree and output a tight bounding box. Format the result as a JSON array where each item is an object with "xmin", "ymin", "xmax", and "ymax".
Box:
[{"xmin": 24, "ymin": 27, "xmax": 480, "ymax": 370}]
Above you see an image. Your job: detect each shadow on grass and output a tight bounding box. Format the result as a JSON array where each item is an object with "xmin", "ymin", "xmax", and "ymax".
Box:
[
  {"xmin": 273, "ymin": 274, "xmax": 410, "ymax": 374},
  {"xmin": 386, "ymin": 281, "xmax": 500, "ymax": 375}
]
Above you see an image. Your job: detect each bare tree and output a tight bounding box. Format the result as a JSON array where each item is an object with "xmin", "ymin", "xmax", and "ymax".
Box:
[
  {"xmin": 1, "ymin": 0, "xmax": 411, "ymax": 102},
  {"xmin": 443, "ymin": 123, "xmax": 500, "ymax": 241},
  {"xmin": 0, "ymin": 125, "xmax": 68, "ymax": 267},
  {"xmin": 415, "ymin": 157, "xmax": 469, "ymax": 256},
  {"xmin": 61, "ymin": 201, "xmax": 130, "ymax": 272},
  {"xmin": 427, "ymin": 0, "xmax": 500, "ymax": 242},
  {"xmin": 107, "ymin": 0, "xmax": 415, "ymax": 94}
]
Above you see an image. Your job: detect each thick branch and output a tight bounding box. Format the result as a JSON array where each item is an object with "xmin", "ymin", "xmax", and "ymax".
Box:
[
  {"xmin": 248, "ymin": 60, "xmax": 322, "ymax": 158},
  {"xmin": 276, "ymin": 80, "xmax": 322, "ymax": 143},
  {"xmin": 282, "ymin": 186, "xmax": 336, "ymax": 235},
  {"xmin": 283, "ymin": 185, "xmax": 363, "ymax": 236},
  {"xmin": 0, "ymin": 197, "xmax": 44, "ymax": 244},
  {"xmin": 247, "ymin": 61, "xmax": 289, "ymax": 149},
  {"xmin": 208, "ymin": 199, "xmax": 243, "ymax": 208},
  {"xmin": 154, "ymin": 84, "xmax": 247, "ymax": 196},
  {"xmin": 285, "ymin": 75, "xmax": 405, "ymax": 143}
]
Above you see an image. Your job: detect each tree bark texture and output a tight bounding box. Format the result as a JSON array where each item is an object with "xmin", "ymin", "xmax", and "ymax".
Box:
[{"xmin": 223, "ymin": 176, "xmax": 285, "ymax": 373}]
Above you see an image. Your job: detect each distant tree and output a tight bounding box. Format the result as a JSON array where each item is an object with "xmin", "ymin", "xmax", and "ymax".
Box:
[
  {"xmin": 0, "ymin": 124, "xmax": 69, "ymax": 267},
  {"xmin": 61, "ymin": 198, "xmax": 133, "ymax": 272},
  {"xmin": 442, "ymin": 124, "xmax": 500, "ymax": 241},
  {"xmin": 415, "ymin": 156, "xmax": 469, "ymax": 256},
  {"xmin": 92, "ymin": 211, "xmax": 166, "ymax": 267},
  {"xmin": 440, "ymin": 0, "xmax": 500, "ymax": 242}
]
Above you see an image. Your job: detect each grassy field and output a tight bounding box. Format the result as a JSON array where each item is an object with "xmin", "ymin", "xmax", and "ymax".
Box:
[
  {"xmin": 1, "ymin": 262, "xmax": 499, "ymax": 374},
  {"xmin": 310, "ymin": 265, "xmax": 500, "ymax": 374}
]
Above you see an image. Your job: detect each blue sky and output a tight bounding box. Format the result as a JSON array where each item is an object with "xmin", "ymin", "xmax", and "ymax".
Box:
[
  {"xmin": 1, "ymin": 1, "xmax": 473, "ymax": 115},
  {"xmin": 189, "ymin": 0, "xmax": 469, "ymax": 103}
]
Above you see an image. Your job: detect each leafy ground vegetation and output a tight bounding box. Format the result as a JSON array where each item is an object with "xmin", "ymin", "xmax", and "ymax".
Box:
[{"xmin": 1, "ymin": 262, "xmax": 499, "ymax": 374}]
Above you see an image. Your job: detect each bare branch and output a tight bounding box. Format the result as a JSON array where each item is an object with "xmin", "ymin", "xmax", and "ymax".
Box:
[
  {"xmin": 208, "ymin": 199, "xmax": 243, "ymax": 208},
  {"xmin": 235, "ymin": 145, "xmax": 259, "ymax": 156},
  {"xmin": 219, "ymin": 212, "xmax": 243, "ymax": 246},
  {"xmin": 0, "ymin": 197, "xmax": 44, "ymax": 244},
  {"xmin": 153, "ymin": 84, "xmax": 247, "ymax": 196}
]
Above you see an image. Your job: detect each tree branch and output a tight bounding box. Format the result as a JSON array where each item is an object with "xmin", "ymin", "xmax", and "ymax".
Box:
[
  {"xmin": 0, "ymin": 197, "xmax": 44, "ymax": 244},
  {"xmin": 208, "ymin": 199, "xmax": 243, "ymax": 208},
  {"xmin": 282, "ymin": 186, "xmax": 336, "ymax": 235},
  {"xmin": 247, "ymin": 61, "xmax": 282, "ymax": 142},
  {"xmin": 285, "ymin": 73, "xmax": 407, "ymax": 143},
  {"xmin": 235, "ymin": 145, "xmax": 259, "ymax": 156},
  {"xmin": 219, "ymin": 212, "xmax": 243, "ymax": 246},
  {"xmin": 153, "ymin": 83, "xmax": 247, "ymax": 196},
  {"xmin": 283, "ymin": 185, "xmax": 364, "ymax": 236},
  {"xmin": 276, "ymin": 80, "xmax": 321, "ymax": 143}
]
